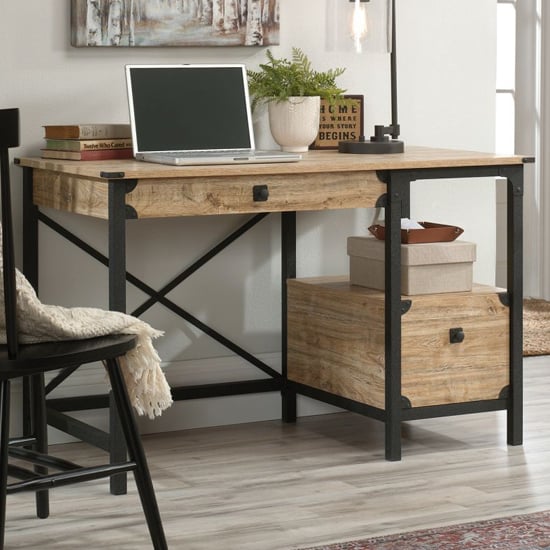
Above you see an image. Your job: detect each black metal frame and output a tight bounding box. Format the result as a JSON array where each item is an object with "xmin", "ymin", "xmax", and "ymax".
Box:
[
  {"xmin": 294, "ymin": 163, "xmax": 525, "ymax": 461},
  {"xmin": 378, "ymin": 164, "xmax": 522, "ymax": 460},
  {"xmin": 21, "ymin": 166, "xmax": 297, "ymax": 493},
  {"xmin": 20, "ymin": 159, "xmax": 525, "ymax": 481}
]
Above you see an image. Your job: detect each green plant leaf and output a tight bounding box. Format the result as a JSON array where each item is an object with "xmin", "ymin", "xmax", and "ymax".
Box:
[{"xmin": 247, "ymin": 47, "xmax": 346, "ymax": 110}]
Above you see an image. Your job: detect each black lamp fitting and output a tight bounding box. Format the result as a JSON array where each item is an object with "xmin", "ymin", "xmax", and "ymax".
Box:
[{"xmin": 339, "ymin": 0, "xmax": 405, "ymax": 154}]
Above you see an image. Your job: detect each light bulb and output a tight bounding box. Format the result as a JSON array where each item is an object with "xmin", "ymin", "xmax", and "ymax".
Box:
[{"xmin": 351, "ymin": 0, "xmax": 368, "ymax": 53}]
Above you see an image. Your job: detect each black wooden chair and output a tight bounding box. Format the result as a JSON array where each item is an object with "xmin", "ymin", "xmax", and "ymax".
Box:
[{"xmin": 0, "ymin": 108, "xmax": 168, "ymax": 548}]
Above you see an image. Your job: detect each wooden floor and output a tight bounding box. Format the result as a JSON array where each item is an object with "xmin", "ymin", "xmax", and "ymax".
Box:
[{"xmin": 5, "ymin": 356, "xmax": 550, "ymax": 549}]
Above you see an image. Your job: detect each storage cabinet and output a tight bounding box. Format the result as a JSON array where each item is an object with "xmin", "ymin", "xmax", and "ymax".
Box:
[{"xmin": 288, "ymin": 277, "xmax": 510, "ymax": 420}]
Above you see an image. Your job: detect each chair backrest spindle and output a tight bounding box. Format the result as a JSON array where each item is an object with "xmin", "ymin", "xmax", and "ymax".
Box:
[{"xmin": 0, "ymin": 108, "xmax": 21, "ymax": 359}]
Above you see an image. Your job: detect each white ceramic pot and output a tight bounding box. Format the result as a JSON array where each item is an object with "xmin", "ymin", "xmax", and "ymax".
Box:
[{"xmin": 268, "ymin": 96, "xmax": 321, "ymax": 152}]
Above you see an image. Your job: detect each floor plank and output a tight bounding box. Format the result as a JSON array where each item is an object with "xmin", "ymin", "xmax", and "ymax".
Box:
[{"xmin": 5, "ymin": 356, "xmax": 550, "ymax": 549}]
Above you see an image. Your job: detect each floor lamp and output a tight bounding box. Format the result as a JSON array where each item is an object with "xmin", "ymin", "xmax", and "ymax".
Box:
[{"xmin": 338, "ymin": 0, "xmax": 405, "ymax": 154}]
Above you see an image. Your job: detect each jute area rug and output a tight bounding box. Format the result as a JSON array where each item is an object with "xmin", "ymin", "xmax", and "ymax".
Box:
[
  {"xmin": 524, "ymin": 298, "xmax": 550, "ymax": 356},
  {"xmin": 300, "ymin": 510, "xmax": 550, "ymax": 549}
]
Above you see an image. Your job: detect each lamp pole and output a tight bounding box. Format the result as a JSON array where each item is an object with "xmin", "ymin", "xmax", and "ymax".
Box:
[{"xmin": 339, "ymin": 0, "xmax": 404, "ymax": 154}]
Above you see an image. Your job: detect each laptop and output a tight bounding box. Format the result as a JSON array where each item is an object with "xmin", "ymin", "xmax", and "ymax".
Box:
[{"xmin": 125, "ymin": 64, "xmax": 302, "ymax": 166}]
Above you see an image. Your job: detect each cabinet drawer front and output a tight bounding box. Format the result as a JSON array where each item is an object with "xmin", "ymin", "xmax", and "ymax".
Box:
[
  {"xmin": 401, "ymin": 292, "xmax": 509, "ymax": 407},
  {"xmin": 287, "ymin": 277, "xmax": 509, "ymax": 409},
  {"xmin": 33, "ymin": 167, "xmax": 385, "ymax": 219},
  {"xmin": 127, "ymin": 172, "xmax": 386, "ymax": 218}
]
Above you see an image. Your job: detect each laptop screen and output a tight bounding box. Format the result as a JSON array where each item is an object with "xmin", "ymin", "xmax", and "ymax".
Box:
[{"xmin": 125, "ymin": 65, "xmax": 255, "ymax": 154}]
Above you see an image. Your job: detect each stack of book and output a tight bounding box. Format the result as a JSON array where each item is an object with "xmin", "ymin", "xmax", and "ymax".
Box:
[{"xmin": 41, "ymin": 123, "xmax": 133, "ymax": 160}]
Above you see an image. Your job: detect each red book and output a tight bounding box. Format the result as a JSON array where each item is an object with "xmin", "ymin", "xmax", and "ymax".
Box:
[{"xmin": 40, "ymin": 148, "xmax": 134, "ymax": 161}]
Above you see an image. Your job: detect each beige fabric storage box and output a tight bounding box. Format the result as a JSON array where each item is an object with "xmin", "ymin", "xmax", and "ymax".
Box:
[{"xmin": 347, "ymin": 237, "xmax": 476, "ymax": 295}]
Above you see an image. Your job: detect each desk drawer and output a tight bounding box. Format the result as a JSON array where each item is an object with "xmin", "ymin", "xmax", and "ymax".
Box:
[
  {"xmin": 126, "ymin": 172, "xmax": 385, "ymax": 218},
  {"xmin": 287, "ymin": 277, "xmax": 509, "ymax": 409},
  {"xmin": 32, "ymin": 168, "xmax": 385, "ymax": 218}
]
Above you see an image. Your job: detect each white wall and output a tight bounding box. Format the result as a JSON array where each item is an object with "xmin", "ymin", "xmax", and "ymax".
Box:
[{"xmin": 1, "ymin": 0, "xmax": 497, "ymax": 439}]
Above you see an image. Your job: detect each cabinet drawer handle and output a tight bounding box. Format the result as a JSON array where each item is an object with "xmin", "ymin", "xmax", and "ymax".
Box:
[
  {"xmin": 449, "ymin": 327, "xmax": 465, "ymax": 344},
  {"xmin": 253, "ymin": 184, "xmax": 269, "ymax": 202}
]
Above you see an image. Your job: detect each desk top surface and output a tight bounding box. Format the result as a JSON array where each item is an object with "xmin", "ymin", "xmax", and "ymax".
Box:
[{"xmin": 17, "ymin": 146, "xmax": 527, "ymax": 181}]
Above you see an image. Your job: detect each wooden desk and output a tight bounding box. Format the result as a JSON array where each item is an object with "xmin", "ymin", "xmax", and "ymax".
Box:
[{"xmin": 17, "ymin": 147, "xmax": 528, "ymax": 488}]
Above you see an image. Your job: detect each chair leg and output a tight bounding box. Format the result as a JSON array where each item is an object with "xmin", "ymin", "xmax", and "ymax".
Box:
[
  {"xmin": 31, "ymin": 373, "xmax": 49, "ymax": 519},
  {"xmin": 109, "ymin": 390, "xmax": 128, "ymax": 496},
  {"xmin": 0, "ymin": 380, "xmax": 11, "ymax": 550},
  {"xmin": 106, "ymin": 358, "xmax": 168, "ymax": 550}
]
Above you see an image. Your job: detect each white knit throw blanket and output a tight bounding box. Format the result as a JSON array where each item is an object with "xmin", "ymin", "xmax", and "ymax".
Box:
[{"xmin": 0, "ymin": 267, "xmax": 173, "ymax": 419}]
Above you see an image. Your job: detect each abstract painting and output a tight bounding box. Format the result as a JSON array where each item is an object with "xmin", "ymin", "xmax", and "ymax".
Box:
[{"xmin": 71, "ymin": 0, "xmax": 280, "ymax": 47}]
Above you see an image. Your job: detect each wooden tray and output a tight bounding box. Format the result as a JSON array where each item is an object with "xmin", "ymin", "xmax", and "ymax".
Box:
[{"xmin": 368, "ymin": 222, "xmax": 464, "ymax": 244}]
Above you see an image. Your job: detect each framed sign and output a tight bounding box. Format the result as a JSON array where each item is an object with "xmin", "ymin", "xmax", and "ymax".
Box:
[{"xmin": 311, "ymin": 95, "xmax": 364, "ymax": 150}]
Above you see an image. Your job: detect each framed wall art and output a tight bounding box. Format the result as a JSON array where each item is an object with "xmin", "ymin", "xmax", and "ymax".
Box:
[{"xmin": 71, "ymin": 0, "xmax": 280, "ymax": 47}]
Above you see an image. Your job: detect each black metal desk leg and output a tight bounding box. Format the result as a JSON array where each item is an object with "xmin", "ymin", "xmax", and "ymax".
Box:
[
  {"xmin": 384, "ymin": 173, "xmax": 409, "ymax": 461},
  {"xmin": 505, "ymin": 166, "xmax": 524, "ymax": 445},
  {"xmin": 108, "ymin": 181, "xmax": 129, "ymax": 495},
  {"xmin": 281, "ymin": 211, "xmax": 297, "ymax": 422}
]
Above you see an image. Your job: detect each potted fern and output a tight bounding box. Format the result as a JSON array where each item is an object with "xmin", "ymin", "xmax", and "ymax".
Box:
[{"xmin": 248, "ymin": 48, "xmax": 346, "ymax": 152}]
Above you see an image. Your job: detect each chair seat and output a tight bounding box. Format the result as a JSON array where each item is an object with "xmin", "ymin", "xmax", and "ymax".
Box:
[{"xmin": 0, "ymin": 334, "xmax": 137, "ymax": 378}]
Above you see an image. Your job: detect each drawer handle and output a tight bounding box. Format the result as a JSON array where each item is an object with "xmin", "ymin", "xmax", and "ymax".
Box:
[
  {"xmin": 253, "ymin": 184, "xmax": 269, "ymax": 202},
  {"xmin": 449, "ymin": 327, "xmax": 465, "ymax": 344}
]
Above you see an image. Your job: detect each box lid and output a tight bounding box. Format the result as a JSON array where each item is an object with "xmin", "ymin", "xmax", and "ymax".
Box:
[{"xmin": 347, "ymin": 236, "xmax": 477, "ymax": 266}]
